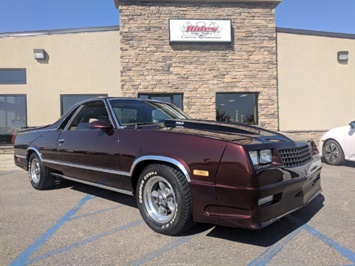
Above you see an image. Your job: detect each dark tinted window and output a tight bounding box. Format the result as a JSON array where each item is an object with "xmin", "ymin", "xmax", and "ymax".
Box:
[
  {"xmin": 67, "ymin": 101, "xmax": 109, "ymax": 130},
  {"xmin": 0, "ymin": 69, "xmax": 26, "ymax": 84},
  {"xmin": 61, "ymin": 94, "xmax": 107, "ymax": 115},
  {"xmin": 216, "ymin": 93, "xmax": 258, "ymax": 124},
  {"xmin": 139, "ymin": 94, "xmax": 183, "ymax": 110},
  {"xmin": 0, "ymin": 95, "xmax": 27, "ymax": 144}
]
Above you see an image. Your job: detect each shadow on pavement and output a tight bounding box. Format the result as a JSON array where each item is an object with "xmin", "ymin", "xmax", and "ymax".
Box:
[
  {"xmin": 68, "ymin": 181, "xmax": 138, "ymax": 208},
  {"xmin": 62, "ymin": 180, "xmax": 325, "ymax": 247},
  {"xmin": 204, "ymin": 194, "xmax": 324, "ymax": 247},
  {"xmin": 344, "ymin": 161, "xmax": 355, "ymax": 167}
]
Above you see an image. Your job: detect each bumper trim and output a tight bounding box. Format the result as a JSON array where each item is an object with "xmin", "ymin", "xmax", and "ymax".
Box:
[{"xmin": 260, "ymin": 188, "xmax": 322, "ymax": 228}]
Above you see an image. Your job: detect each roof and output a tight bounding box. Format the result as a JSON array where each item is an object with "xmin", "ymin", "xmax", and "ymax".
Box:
[
  {"xmin": 277, "ymin": 28, "xmax": 355, "ymax": 40},
  {"xmin": 0, "ymin": 25, "xmax": 119, "ymax": 38},
  {"xmin": 1, "ymin": 25, "xmax": 353, "ymax": 40}
]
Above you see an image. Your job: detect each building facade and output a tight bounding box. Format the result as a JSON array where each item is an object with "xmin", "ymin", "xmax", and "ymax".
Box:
[
  {"xmin": 1, "ymin": 0, "xmax": 354, "ymax": 146},
  {"xmin": 277, "ymin": 28, "xmax": 355, "ymax": 137},
  {"xmin": 117, "ymin": 0, "xmax": 280, "ymax": 130},
  {"xmin": 0, "ymin": 27, "xmax": 120, "ymax": 144}
]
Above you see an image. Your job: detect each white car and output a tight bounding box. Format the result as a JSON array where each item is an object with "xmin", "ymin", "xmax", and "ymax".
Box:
[{"xmin": 319, "ymin": 121, "xmax": 355, "ymax": 165}]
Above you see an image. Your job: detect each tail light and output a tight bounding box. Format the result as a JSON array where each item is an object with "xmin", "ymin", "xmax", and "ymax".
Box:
[{"xmin": 310, "ymin": 141, "xmax": 319, "ymax": 155}]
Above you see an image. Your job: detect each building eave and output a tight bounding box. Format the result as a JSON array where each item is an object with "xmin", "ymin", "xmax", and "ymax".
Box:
[
  {"xmin": 0, "ymin": 25, "xmax": 119, "ymax": 38},
  {"xmin": 114, "ymin": 0, "xmax": 281, "ymax": 8}
]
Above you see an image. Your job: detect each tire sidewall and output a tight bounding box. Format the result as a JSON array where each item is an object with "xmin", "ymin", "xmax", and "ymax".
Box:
[
  {"xmin": 324, "ymin": 140, "xmax": 344, "ymax": 165},
  {"xmin": 137, "ymin": 165, "xmax": 186, "ymax": 235},
  {"xmin": 28, "ymin": 153, "xmax": 45, "ymax": 189}
]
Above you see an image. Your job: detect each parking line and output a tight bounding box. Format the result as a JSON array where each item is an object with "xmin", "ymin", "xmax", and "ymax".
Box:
[
  {"xmin": 247, "ymin": 227, "xmax": 302, "ymax": 266},
  {"xmin": 27, "ymin": 219, "xmax": 144, "ymax": 264},
  {"xmin": 287, "ymin": 215, "xmax": 355, "ymax": 263},
  {"xmin": 126, "ymin": 229, "xmax": 213, "ymax": 266},
  {"xmin": 69, "ymin": 204, "xmax": 124, "ymax": 221},
  {"xmin": 9, "ymin": 194, "xmax": 92, "ymax": 266}
]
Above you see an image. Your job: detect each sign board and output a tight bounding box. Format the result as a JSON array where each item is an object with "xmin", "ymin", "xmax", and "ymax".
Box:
[{"xmin": 169, "ymin": 19, "xmax": 232, "ymax": 43}]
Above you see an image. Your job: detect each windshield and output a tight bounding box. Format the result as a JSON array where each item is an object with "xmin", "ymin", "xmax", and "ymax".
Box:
[{"xmin": 109, "ymin": 99, "xmax": 191, "ymax": 126}]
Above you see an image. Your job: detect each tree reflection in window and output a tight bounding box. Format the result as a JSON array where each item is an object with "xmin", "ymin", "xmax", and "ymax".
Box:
[{"xmin": 216, "ymin": 93, "xmax": 258, "ymax": 125}]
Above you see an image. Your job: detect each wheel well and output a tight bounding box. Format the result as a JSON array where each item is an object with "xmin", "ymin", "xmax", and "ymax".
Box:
[
  {"xmin": 25, "ymin": 149, "xmax": 41, "ymax": 170},
  {"xmin": 26, "ymin": 150, "xmax": 34, "ymax": 160},
  {"xmin": 131, "ymin": 160, "xmax": 185, "ymax": 196},
  {"xmin": 323, "ymin": 138, "xmax": 343, "ymax": 152}
]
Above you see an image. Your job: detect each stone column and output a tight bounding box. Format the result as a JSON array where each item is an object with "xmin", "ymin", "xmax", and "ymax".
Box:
[{"xmin": 115, "ymin": 0, "xmax": 281, "ymax": 130}]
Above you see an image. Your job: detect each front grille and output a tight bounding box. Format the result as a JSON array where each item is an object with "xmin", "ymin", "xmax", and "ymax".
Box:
[{"xmin": 279, "ymin": 145, "xmax": 312, "ymax": 168}]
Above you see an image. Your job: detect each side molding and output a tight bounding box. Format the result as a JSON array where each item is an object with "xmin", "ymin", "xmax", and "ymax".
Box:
[{"xmin": 131, "ymin": 155, "xmax": 191, "ymax": 182}]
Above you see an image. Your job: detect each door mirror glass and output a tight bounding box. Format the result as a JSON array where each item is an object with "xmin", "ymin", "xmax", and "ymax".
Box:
[{"xmin": 89, "ymin": 120, "xmax": 112, "ymax": 130}]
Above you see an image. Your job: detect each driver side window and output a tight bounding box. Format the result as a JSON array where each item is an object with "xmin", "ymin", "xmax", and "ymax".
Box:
[{"xmin": 68, "ymin": 101, "xmax": 109, "ymax": 130}]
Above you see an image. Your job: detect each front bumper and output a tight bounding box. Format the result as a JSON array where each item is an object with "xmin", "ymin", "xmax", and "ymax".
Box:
[{"xmin": 198, "ymin": 160, "xmax": 322, "ymax": 229}]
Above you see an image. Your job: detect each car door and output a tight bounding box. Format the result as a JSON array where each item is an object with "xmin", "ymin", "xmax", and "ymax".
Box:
[
  {"xmin": 343, "ymin": 123, "xmax": 355, "ymax": 161},
  {"xmin": 56, "ymin": 100, "xmax": 124, "ymax": 189}
]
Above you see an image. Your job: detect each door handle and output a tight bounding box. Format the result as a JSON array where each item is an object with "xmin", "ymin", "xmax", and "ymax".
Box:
[{"xmin": 58, "ymin": 139, "xmax": 65, "ymax": 144}]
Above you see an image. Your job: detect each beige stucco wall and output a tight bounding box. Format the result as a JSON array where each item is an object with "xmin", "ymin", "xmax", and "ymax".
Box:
[
  {"xmin": 278, "ymin": 32, "xmax": 355, "ymax": 131},
  {"xmin": 0, "ymin": 29, "xmax": 121, "ymax": 126}
]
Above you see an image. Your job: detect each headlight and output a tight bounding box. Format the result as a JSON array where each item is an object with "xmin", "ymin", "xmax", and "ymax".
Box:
[
  {"xmin": 249, "ymin": 151, "xmax": 259, "ymax": 166},
  {"xmin": 259, "ymin": 149, "xmax": 272, "ymax": 164},
  {"xmin": 248, "ymin": 149, "xmax": 272, "ymax": 166}
]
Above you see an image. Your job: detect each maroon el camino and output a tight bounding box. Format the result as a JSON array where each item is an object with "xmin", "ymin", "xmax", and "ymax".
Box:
[{"xmin": 14, "ymin": 97, "xmax": 322, "ymax": 235}]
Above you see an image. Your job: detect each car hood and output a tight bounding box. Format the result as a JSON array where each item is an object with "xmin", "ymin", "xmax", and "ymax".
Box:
[{"xmin": 159, "ymin": 119, "xmax": 308, "ymax": 146}]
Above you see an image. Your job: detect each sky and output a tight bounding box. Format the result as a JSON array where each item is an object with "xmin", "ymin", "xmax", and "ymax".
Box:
[{"xmin": 0, "ymin": 0, "xmax": 354, "ymax": 34}]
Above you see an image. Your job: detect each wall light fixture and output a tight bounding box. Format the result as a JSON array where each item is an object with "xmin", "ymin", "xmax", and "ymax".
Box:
[
  {"xmin": 34, "ymin": 49, "xmax": 46, "ymax": 60},
  {"xmin": 337, "ymin": 51, "xmax": 349, "ymax": 63}
]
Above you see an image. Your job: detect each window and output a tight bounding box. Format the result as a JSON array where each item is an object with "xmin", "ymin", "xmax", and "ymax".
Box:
[
  {"xmin": 61, "ymin": 94, "xmax": 107, "ymax": 115},
  {"xmin": 0, "ymin": 95, "xmax": 27, "ymax": 144},
  {"xmin": 216, "ymin": 93, "xmax": 258, "ymax": 124},
  {"xmin": 0, "ymin": 69, "xmax": 26, "ymax": 84},
  {"xmin": 138, "ymin": 94, "xmax": 183, "ymax": 110},
  {"xmin": 67, "ymin": 101, "xmax": 109, "ymax": 131},
  {"xmin": 110, "ymin": 99, "xmax": 189, "ymax": 126}
]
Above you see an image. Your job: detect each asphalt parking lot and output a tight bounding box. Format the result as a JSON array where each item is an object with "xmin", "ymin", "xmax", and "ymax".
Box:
[{"xmin": 1, "ymin": 153, "xmax": 354, "ymax": 266}]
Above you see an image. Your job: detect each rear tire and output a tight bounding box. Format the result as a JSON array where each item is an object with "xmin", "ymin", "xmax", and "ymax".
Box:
[
  {"xmin": 323, "ymin": 140, "xmax": 344, "ymax": 165},
  {"xmin": 136, "ymin": 164, "xmax": 193, "ymax": 235},
  {"xmin": 28, "ymin": 153, "xmax": 55, "ymax": 190}
]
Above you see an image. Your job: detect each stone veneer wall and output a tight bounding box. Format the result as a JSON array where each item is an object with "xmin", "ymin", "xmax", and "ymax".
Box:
[{"xmin": 119, "ymin": 1, "xmax": 279, "ymax": 130}]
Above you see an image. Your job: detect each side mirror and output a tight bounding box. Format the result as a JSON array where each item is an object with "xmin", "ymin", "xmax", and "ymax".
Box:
[
  {"xmin": 349, "ymin": 121, "xmax": 355, "ymax": 129},
  {"xmin": 89, "ymin": 120, "xmax": 113, "ymax": 132}
]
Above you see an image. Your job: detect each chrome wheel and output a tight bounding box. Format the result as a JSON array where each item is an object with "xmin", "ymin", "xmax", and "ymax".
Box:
[
  {"xmin": 324, "ymin": 140, "xmax": 344, "ymax": 165},
  {"xmin": 28, "ymin": 153, "xmax": 55, "ymax": 190},
  {"xmin": 143, "ymin": 176, "xmax": 176, "ymax": 224},
  {"xmin": 137, "ymin": 164, "xmax": 193, "ymax": 235},
  {"xmin": 29, "ymin": 157, "xmax": 41, "ymax": 184}
]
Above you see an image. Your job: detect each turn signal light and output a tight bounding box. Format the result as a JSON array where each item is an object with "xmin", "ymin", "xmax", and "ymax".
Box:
[{"xmin": 310, "ymin": 141, "xmax": 319, "ymax": 155}]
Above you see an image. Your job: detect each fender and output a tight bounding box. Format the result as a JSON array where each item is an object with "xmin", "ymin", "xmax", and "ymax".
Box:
[
  {"xmin": 26, "ymin": 146, "xmax": 42, "ymax": 161},
  {"xmin": 130, "ymin": 155, "xmax": 191, "ymax": 182}
]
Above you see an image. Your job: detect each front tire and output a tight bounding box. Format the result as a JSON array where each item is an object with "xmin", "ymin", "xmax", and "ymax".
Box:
[
  {"xmin": 323, "ymin": 140, "xmax": 344, "ymax": 165},
  {"xmin": 136, "ymin": 164, "xmax": 193, "ymax": 235},
  {"xmin": 28, "ymin": 153, "xmax": 55, "ymax": 190}
]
